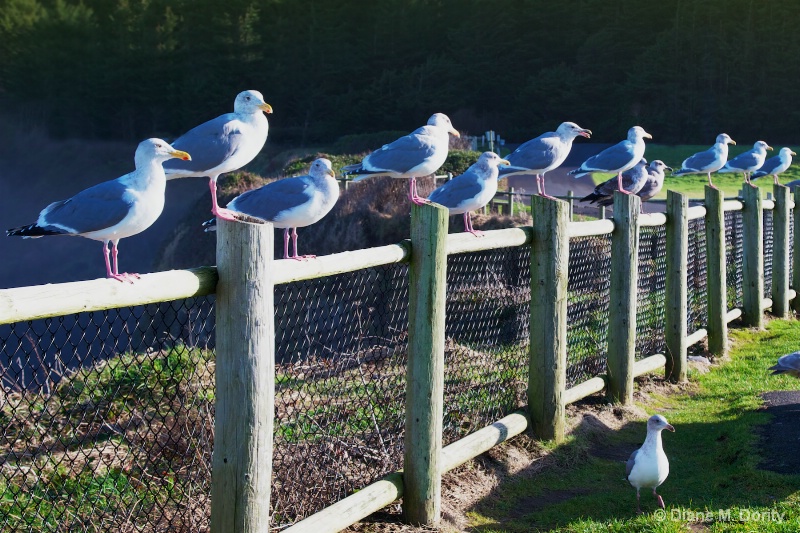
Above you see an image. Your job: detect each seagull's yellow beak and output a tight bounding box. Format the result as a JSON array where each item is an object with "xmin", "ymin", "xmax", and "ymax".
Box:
[
  {"xmin": 325, "ymin": 168, "xmax": 335, "ymax": 178},
  {"xmin": 767, "ymin": 145, "xmax": 774, "ymax": 151},
  {"xmin": 450, "ymin": 128, "xmax": 461, "ymax": 138},
  {"xmin": 259, "ymin": 103, "xmax": 274, "ymax": 114},
  {"xmin": 500, "ymin": 159, "xmax": 511, "ymax": 166},
  {"xmin": 644, "ymin": 132, "xmax": 653, "ymax": 140},
  {"xmin": 791, "ymin": 151, "xmax": 797, "ymax": 156},
  {"xmin": 730, "ymin": 139, "xmax": 737, "ymax": 145},
  {"xmin": 170, "ymin": 150, "xmax": 192, "ymax": 161}
]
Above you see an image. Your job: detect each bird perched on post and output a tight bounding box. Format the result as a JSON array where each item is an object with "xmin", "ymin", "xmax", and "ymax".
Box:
[
  {"xmin": 341, "ymin": 113, "xmax": 460, "ymax": 206},
  {"xmin": 579, "ymin": 159, "xmax": 649, "ymax": 206},
  {"xmin": 626, "ymin": 414, "xmax": 675, "ymax": 514},
  {"xmin": 718, "ymin": 140, "xmax": 773, "ymax": 186},
  {"xmin": 568, "ymin": 126, "xmax": 652, "ymax": 194},
  {"xmin": 203, "ymin": 158, "xmax": 338, "ymax": 260},
  {"xmin": 636, "ymin": 160, "xmax": 672, "ymax": 203},
  {"xmin": 497, "ymin": 121, "xmax": 592, "ymax": 199},
  {"xmin": 163, "ymin": 90, "xmax": 273, "ymax": 221},
  {"xmin": 427, "ymin": 152, "xmax": 511, "ymax": 237},
  {"xmin": 751, "ymin": 147, "xmax": 796, "ymax": 185},
  {"xmin": 769, "ymin": 351, "xmax": 800, "ymax": 378},
  {"xmin": 7, "ymin": 139, "xmax": 191, "ymax": 282},
  {"xmin": 673, "ymin": 133, "xmax": 736, "ymax": 189}
]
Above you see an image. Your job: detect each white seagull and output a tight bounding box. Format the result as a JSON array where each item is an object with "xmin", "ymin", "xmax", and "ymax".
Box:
[
  {"xmin": 626, "ymin": 414, "xmax": 675, "ymax": 513},
  {"xmin": 769, "ymin": 351, "xmax": 800, "ymax": 378},
  {"xmin": 203, "ymin": 158, "xmax": 338, "ymax": 260},
  {"xmin": 163, "ymin": 90, "xmax": 273, "ymax": 221},
  {"xmin": 718, "ymin": 140, "xmax": 773, "ymax": 186},
  {"xmin": 427, "ymin": 152, "xmax": 511, "ymax": 236},
  {"xmin": 341, "ymin": 113, "xmax": 460, "ymax": 205},
  {"xmin": 568, "ymin": 126, "xmax": 653, "ymax": 194},
  {"xmin": 751, "ymin": 147, "xmax": 796, "ymax": 185},
  {"xmin": 673, "ymin": 133, "xmax": 736, "ymax": 189},
  {"xmin": 498, "ymin": 121, "xmax": 592, "ymax": 199},
  {"xmin": 7, "ymin": 139, "xmax": 191, "ymax": 282}
]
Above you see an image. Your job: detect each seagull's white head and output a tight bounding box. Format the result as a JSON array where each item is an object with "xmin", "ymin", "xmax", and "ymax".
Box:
[
  {"xmin": 136, "ymin": 138, "xmax": 191, "ymax": 168},
  {"xmin": 477, "ymin": 151, "xmax": 511, "ymax": 168},
  {"xmin": 779, "ymin": 147, "xmax": 797, "ymax": 160},
  {"xmin": 649, "ymin": 160, "xmax": 672, "ymax": 174},
  {"xmin": 428, "ymin": 113, "xmax": 460, "ymax": 137},
  {"xmin": 647, "ymin": 414, "xmax": 675, "ymax": 433},
  {"xmin": 628, "ymin": 126, "xmax": 653, "ymax": 142},
  {"xmin": 716, "ymin": 133, "xmax": 736, "ymax": 146},
  {"xmin": 754, "ymin": 140, "xmax": 774, "ymax": 152},
  {"xmin": 309, "ymin": 157, "xmax": 335, "ymax": 179},
  {"xmin": 556, "ymin": 122, "xmax": 592, "ymax": 140},
  {"xmin": 234, "ymin": 90, "xmax": 273, "ymax": 115}
]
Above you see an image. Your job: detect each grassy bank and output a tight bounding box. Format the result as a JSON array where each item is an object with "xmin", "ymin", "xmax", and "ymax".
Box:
[{"xmin": 465, "ymin": 319, "xmax": 800, "ymax": 532}]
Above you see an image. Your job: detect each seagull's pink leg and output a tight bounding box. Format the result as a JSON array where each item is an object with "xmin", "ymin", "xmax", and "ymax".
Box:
[
  {"xmin": 103, "ymin": 242, "xmax": 128, "ymax": 283},
  {"xmin": 745, "ymin": 172, "xmax": 757, "ymax": 187},
  {"xmin": 617, "ymin": 172, "xmax": 632, "ymax": 194},
  {"xmin": 111, "ymin": 242, "xmax": 139, "ymax": 283},
  {"xmin": 539, "ymin": 175, "xmax": 557, "ymax": 200},
  {"xmin": 653, "ymin": 488, "xmax": 665, "ymax": 509},
  {"xmin": 707, "ymin": 172, "xmax": 718, "ymax": 190},
  {"xmin": 465, "ymin": 211, "xmax": 484, "ymax": 237},
  {"xmin": 635, "ymin": 489, "xmax": 642, "ymax": 515},
  {"xmin": 209, "ymin": 178, "xmax": 238, "ymax": 221},
  {"xmin": 535, "ymin": 175, "xmax": 543, "ymax": 195},
  {"xmin": 283, "ymin": 228, "xmax": 291, "ymax": 259},
  {"xmin": 774, "ymin": 174, "xmax": 780, "ymax": 186},
  {"xmin": 409, "ymin": 177, "xmax": 430, "ymax": 206},
  {"xmin": 290, "ymin": 228, "xmax": 315, "ymax": 261}
]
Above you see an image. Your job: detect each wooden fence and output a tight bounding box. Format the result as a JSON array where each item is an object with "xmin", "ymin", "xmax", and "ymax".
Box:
[{"xmin": 0, "ymin": 185, "xmax": 796, "ymax": 533}]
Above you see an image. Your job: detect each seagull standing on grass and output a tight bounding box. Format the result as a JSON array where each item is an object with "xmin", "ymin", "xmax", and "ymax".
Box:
[
  {"xmin": 718, "ymin": 140, "xmax": 773, "ymax": 186},
  {"xmin": 673, "ymin": 133, "xmax": 736, "ymax": 189},
  {"xmin": 6, "ymin": 139, "xmax": 191, "ymax": 282},
  {"xmin": 498, "ymin": 122, "xmax": 592, "ymax": 199},
  {"xmin": 427, "ymin": 152, "xmax": 511, "ymax": 237},
  {"xmin": 568, "ymin": 126, "xmax": 652, "ymax": 194},
  {"xmin": 769, "ymin": 352, "xmax": 800, "ymax": 378},
  {"xmin": 203, "ymin": 158, "xmax": 338, "ymax": 260},
  {"xmin": 579, "ymin": 159, "xmax": 650, "ymax": 206},
  {"xmin": 751, "ymin": 147, "xmax": 796, "ymax": 185},
  {"xmin": 626, "ymin": 414, "xmax": 675, "ymax": 514},
  {"xmin": 163, "ymin": 90, "xmax": 273, "ymax": 221},
  {"xmin": 341, "ymin": 113, "xmax": 460, "ymax": 206}
]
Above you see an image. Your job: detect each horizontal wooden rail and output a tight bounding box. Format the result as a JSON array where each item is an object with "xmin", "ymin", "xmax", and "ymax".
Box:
[
  {"xmin": 639, "ymin": 213, "xmax": 667, "ymax": 227},
  {"xmin": 441, "ymin": 410, "xmax": 530, "ymax": 472},
  {"xmin": 763, "ymin": 297, "xmax": 773, "ymax": 310},
  {"xmin": 273, "ymin": 242, "xmax": 411, "ymax": 285},
  {"xmin": 568, "ymin": 219, "xmax": 615, "ymax": 238},
  {"xmin": 687, "ymin": 206, "xmax": 707, "ymax": 220},
  {"xmin": 446, "ymin": 227, "xmax": 532, "ymax": 255},
  {"xmin": 686, "ymin": 328, "xmax": 708, "ymax": 346},
  {"xmin": 763, "ymin": 199, "xmax": 775, "ymax": 210},
  {"xmin": 723, "ymin": 200, "xmax": 743, "ymax": 211},
  {"xmin": 0, "ymin": 267, "xmax": 218, "ymax": 325},
  {"xmin": 564, "ymin": 377, "xmax": 606, "ymax": 405},
  {"xmin": 633, "ymin": 353, "xmax": 667, "ymax": 377},
  {"xmin": 726, "ymin": 308, "xmax": 742, "ymax": 323}
]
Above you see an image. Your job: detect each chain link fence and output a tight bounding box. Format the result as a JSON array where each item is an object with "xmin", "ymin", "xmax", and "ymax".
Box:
[
  {"xmin": 688, "ymin": 218, "xmax": 708, "ymax": 334},
  {"xmin": 636, "ymin": 226, "xmax": 667, "ymax": 359},
  {"xmin": 726, "ymin": 210, "xmax": 745, "ymax": 310},
  {"xmin": 763, "ymin": 210, "xmax": 774, "ymax": 297}
]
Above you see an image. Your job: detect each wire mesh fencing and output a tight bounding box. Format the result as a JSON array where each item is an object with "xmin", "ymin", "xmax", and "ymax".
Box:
[
  {"xmin": 687, "ymin": 218, "xmax": 708, "ymax": 334},
  {"xmin": 764, "ymin": 210, "xmax": 774, "ymax": 297},
  {"xmin": 726, "ymin": 210, "xmax": 745, "ymax": 310},
  {"xmin": 636, "ymin": 226, "xmax": 667, "ymax": 359},
  {"xmin": 0, "ymin": 298, "xmax": 216, "ymax": 532}
]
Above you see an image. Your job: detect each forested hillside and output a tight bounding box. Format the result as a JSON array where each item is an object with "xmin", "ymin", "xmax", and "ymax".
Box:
[{"xmin": 2, "ymin": 0, "xmax": 799, "ymax": 145}]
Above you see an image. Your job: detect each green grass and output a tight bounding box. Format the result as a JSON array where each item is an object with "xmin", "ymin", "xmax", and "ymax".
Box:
[{"xmin": 466, "ymin": 319, "xmax": 800, "ymax": 532}]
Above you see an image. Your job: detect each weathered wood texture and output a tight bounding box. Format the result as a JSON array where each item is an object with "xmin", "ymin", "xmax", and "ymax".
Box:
[
  {"xmin": 528, "ymin": 195, "xmax": 569, "ymax": 441},
  {"xmin": 705, "ymin": 186, "xmax": 727, "ymax": 356},
  {"xmin": 211, "ymin": 219, "xmax": 274, "ymax": 533},
  {"xmin": 403, "ymin": 203, "xmax": 448, "ymax": 526},
  {"xmin": 741, "ymin": 185, "xmax": 764, "ymax": 328},
  {"xmin": 665, "ymin": 191, "xmax": 688, "ymax": 383},
  {"xmin": 606, "ymin": 192, "xmax": 640, "ymax": 404},
  {"xmin": 568, "ymin": 218, "xmax": 615, "ymax": 238},
  {"xmin": 772, "ymin": 184, "xmax": 790, "ymax": 317},
  {"xmin": 0, "ymin": 267, "xmax": 218, "ymax": 325},
  {"xmin": 441, "ymin": 411, "xmax": 530, "ymax": 472},
  {"xmin": 273, "ymin": 242, "xmax": 410, "ymax": 284}
]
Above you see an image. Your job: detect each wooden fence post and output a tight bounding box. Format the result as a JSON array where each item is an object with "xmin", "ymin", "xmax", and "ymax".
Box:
[
  {"xmin": 665, "ymin": 191, "xmax": 688, "ymax": 383},
  {"xmin": 705, "ymin": 186, "xmax": 727, "ymax": 356},
  {"xmin": 567, "ymin": 190, "xmax": 574, "ymax": 221},
  {"xmin": 509, "ymin": 187, "xmax": 515, "ymax": 217},
  {"xmin": 742, "ymin": 185, "xmax": 764, "ymax": 327},
  {"xmin": 211, "ymin": 218, "xmax": 274, "ymax": 533},
  {"xmin": 606, "ymin": 191, "xmax": 640, "ymax": 404},
  {"xmin": 794, "ymin": 188, "xmax": 800, "ymax": 314},
  {"xmin": 528, "ymin": 195, "xmax": 568, "ymax": 442},
  {"xmin": 404, "ymin": 202, "xmax": 448, "ymax": 525},
  {"xmin": 772, "ymin": 184, "xmax": 790, "ymax": 317}
]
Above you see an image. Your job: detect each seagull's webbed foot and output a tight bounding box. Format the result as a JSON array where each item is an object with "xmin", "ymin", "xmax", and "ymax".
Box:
[
  {"xmin": 467, "ymin": 229, "xmax": 485, "ymax": 237},
  {"xmin": 107, "ymin": 272, "xmax": 135, "ymax": 284},
  {"xmin": 410, "ymin": 194, "xmax": 430, "ymax": 206},
  {"xmin": 538, "ymin": 192, "xmax": 558, "ymax": 200},
  {"xmin": 653, "ymin": 490, "xmax": 665, "ymax": 509},
  {"xmin": 213, "ymin": 207, "xmax": 239, "ymax": 221}
]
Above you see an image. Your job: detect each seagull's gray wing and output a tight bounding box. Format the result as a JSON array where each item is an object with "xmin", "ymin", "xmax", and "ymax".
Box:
[
  {"xmin": 428, "ymin": 171, "xmax": 483, "ymax": 209},
  {"xmin": 579, "ymin": 141, "xmax": 634, "ymax": 172},
  {"xmin": 38, "ymin": 180, "xmax": 133, "ymax": 234},
  {"xmin": 358, "ymin": 126, "xmax": 438, "ymax": 174},
  {"xmin": 725, "ymin": 150, "xmax": 760, "ymax": 170},
  {"xmin": 626, "ymin": 448, "xmax": 640, "ymax": 479},
  {"xmin": 228, "ymin": 176, "xmax": 313, "ymax": 221},
  {"xmin": 164, "ymin": 113, "xmax": 244, "ymax": 173},
  {"xmin": 503, "ymin": 134, "xmax": 559, "ymax": 172},
  {"xmin": 682, "ymin": 148, "xmax": 719, "ymax": 171},
  {"xmin": 769, "ymin": 352, "xmax": 800, "ymax": 376},
  {"xmin": 752, "ymin": 156, "xmax": 781, "ymax": 178}
]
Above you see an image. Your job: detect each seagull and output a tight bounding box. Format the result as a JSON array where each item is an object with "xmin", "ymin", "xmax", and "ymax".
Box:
[
  {"xmin": 626, "ymin": 414, "xmax": 675, "ymax": 514},
  {"xmin": 498, "ymin": 122, "xmax": 592, "ymax": 199},
  {"xmin": 718, "ymin": 140, "xmax": 773, "ymax": 186},
  {"xmin": 427, "ymin": 152, "xmax": 511, "ymax": 237},
  {"xmin": 163, "ymin": 90, "xmax": 273, "ymax": 221},
  {"xmin": 7, "ymin": 139, "xmax": 191, "ymax": 282},
  {"xmin": 568, "ymin": 126, "xmax": 652, "ymax": 194},
  {"xmin": 579, "ymin": 159, "xmax": 649, "ymax": 206},
  {"xmin": 673, "ymin": 133, "xmax": 736, "ymax": 189},
  {"xmin": 751, "ymin": 147, "xmax": 796, "ymax": 185},
  {"xmin": 341, "ymin": 113, "xmax": 460, "ymax": 206},
  {"xmin": 637, "ymin": 160, "xmax": 672, "ymax": 203},
  {"xmin": 203, "ymin": 158, "xmax": 338, "ymax": 260},
  {"xmin": 769, "ymin": 351, "xmax": 800, "ymax": 378}
]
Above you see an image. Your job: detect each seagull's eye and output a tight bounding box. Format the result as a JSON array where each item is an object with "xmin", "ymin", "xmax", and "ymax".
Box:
[
  {"xmin": 155, "ymin": 143, "xmax": 162, "ymax": 148},
  {"xmin": 246, "ymin": 96, "xmax": 251, "ymax": 101}
]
